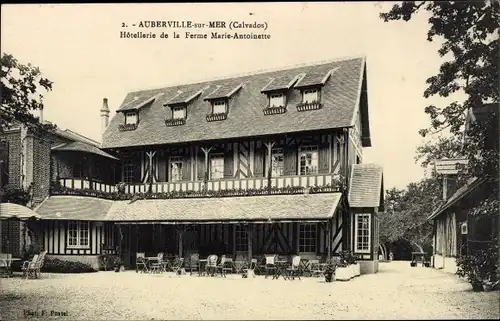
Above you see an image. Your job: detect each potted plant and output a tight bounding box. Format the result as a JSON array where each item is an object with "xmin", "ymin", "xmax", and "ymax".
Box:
[
  {"xmin": 410, "ymin": 261, "xmax": 417, "ymax": 267},
  {"xmin": 113, "ymin": 256, "xmax": 124, "ymax": 272},
  {"xmin": 324, "ymin": 259, "xmax": 337, "ymax": 283},
  {"xmin": 334, "ymin": 256, "xmax": 352, "ymax": 281}
]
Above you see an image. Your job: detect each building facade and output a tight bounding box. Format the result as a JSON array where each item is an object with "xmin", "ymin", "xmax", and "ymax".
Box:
[{"xmin": 32, "ymin": 56, "xmax": 384, "ymax": 272}]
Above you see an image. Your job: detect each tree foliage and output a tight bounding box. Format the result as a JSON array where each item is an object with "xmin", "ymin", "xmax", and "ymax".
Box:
[{"xmin": 0, "ymin": 53, "xmax": 55, "ymax": 133}]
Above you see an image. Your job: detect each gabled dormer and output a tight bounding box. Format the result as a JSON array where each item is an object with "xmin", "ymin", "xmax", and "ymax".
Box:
[
  {"xmin": 163, "ymin": 89, "xmax": 203, "ymax": 126},
  {"xmin": 203, "ymin": 82, "xmax": 243, "ymax": 122},
  {"xmin": 294, "ymin": 68, "xmax": 337, "ymax": 112},
  {"xmin": 117, "ymin": 94, "xmax": 160, "ymax": 131},
  {"xmin": 260, "ymin": 74, "xmax": 301, "ymax": 115}
]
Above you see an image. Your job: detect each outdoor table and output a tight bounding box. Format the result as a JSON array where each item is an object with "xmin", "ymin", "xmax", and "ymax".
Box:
[
  {"xmin": 411, "ymin": 252, "xmax": 426, "ymax": 267},
  {"xmin": 272, "ymin": 260, "xmax": 289, "ymax": 280},
  {"xmin": 224, "ymin": 258, "xmax": 236, "ymax": 273},
  {"xmin": 234, "ymin": 260, "xmax": 248, "ymax": 274},
  {"xmin": 0, "ymin": 258, "xmax": 21, "ymax": 277},
  {"xmin": 198, "ymin": 259, "xmax": 208, "ymax": 276},
  {"xmin": 144, "ymin": 257, "xmax": 160, "ymax": 272}
]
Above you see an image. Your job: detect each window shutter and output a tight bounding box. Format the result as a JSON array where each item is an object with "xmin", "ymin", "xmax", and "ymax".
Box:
[
  {"xmin": 318, "ymin": 142, "xmax": 329, "ymax": 173},
  {"xmin": 183, "ymin": 155, "xmax": 191, "ymax": 181},
  {"xmin": 197, "ymin": 152, "xmax": 205, "ymax": 180},
  {"xmin": 133, "ymin": 153, "xmax": 141, "ymax": 183},
  {"xmin": 253, "ymin": 146, "xmax": 265, "ymax": 177},
  {"xmin": 283, "ymin": 145, "xmax": 297, "ymax": 176},
  {"xmin": 224, "ymin": 146, "xmax": 233, "ymax": 178},
  {"xmin": 157, "ymin": 154, "xmax": 167, "ymax": 182},
  {"xmin": 0, "ymin": 140, "xmax": 9, "ymax": 187}
]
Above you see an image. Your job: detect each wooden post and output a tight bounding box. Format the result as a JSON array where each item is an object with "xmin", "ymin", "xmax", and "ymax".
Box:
[
  {"xmin": 146, "ymin": 150, "xmax": 156, "ymax": 193},
  {"xmin": 263, "ymin": 141, "xmax": 275, "ymax": 193},
  {"xmin": 247, "ymin": 223, "xmax": 253, "ymax": 260},
  {"xmin": 327, "ymin": 219, "xmax": 332, "ymax": 260},
  {"xmin": 201, "ymin": 147, "xmax": 213, "ymax": 190},
  {"xmin": 177, "ymin": 225, "xmax": 187, "ymax": 258}
]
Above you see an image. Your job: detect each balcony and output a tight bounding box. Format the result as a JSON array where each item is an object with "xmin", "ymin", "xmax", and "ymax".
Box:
[
  {"xmin": 51, "ymin": 173, "xmax": 345, "ymax": 200},
  {"xmin": 296, "ymin": 101, "xmax": 322, "ymax": 112}
]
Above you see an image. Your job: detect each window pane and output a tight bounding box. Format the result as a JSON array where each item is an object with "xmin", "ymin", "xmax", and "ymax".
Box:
[
  {"xmin": 210, "ymin": 156, "xmax": 224, "ymax": 180},
  {"xmin": 213, "ymin": 102, "xmax": 226, "ymax": 114},
  {"xmin": 125, "ymin": 113, "xmax": 137, "ymax": 124},
  {"xmin": 170, "ymin": 160, "xmax": 183, "ymax": 182},
  {"xmin": 173, "ymin": 107, "xmax": 186, "ymax": 119}
]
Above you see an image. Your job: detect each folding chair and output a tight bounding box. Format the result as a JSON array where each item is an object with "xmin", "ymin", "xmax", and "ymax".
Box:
[
  {"xmin": 287, "ymin": 255, "xmax": 301, "ymax": 280},
  {"xmin": 171, "ymin": 257, "xmax": 184, "ymax": 276},
  {"xmin": 150, "ymin": 253, "xmax": 165, "ymax": 273},
  {"xmin": 264, "ymin": 254, "xmax": 276, "ymax": 279},
  {"xmin": 217, "ymin": 255, "xmax": 233, "ymax": 277},
  {"xmin": 309, "ymin": 259, "xmax": 323, "ymax": 278},
  {"xmin": 136, "ymin": 252, "xmax": 148, "ymax": 273},
  {"xmin": 241, "ymin": 258, "xmax": 257, "ymax": 278},
  {"xmin": 206, "ymin": 254, "xmax": 218, "ymax": 277}
]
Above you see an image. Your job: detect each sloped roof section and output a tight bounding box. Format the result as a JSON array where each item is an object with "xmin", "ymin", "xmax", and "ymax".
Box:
[
  {"xmin": 348, "ymin": 164, "xmax": 384, "ymax": 210},
  {"xmin": 35, "ymin": 196, "xmax": 114, "ymax": 220},
  {"xmin": 294, "ymin": 68, "xmax": 335, "ymax": 89},
  {"xmin": 261, "ymin": 74, "xmax": 301, "ymax": 93},
  {"xmin": 203, "ymin": 80, "xmax": 244, "ymax": 101},
  {"xmin": 117, "ymin": 93, "xmax": 162, "ymax": 112},
  {"xmin": 427, "ymin": 177, "xmax": 484, "ymax": 220},
  {"xmin": 0, "ymin": 203, "xmax": 41, "ymax": 220},
  {"xmin": 164, "ymin": 89, "xmax": 204, "ymax": 106},
  {"xmin": 106, "ymin": 193, "xmax": 342, "ymax": 222},
  {"xmin": 52, "ymin": 141, "xmax": 119, "ymax": 160},
  {"xmin": 102, "ymin": 57, "xmax": 367, "ymax": 149}
]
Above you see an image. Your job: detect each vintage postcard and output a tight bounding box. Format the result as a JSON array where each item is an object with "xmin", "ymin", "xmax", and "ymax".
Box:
[{"xmin": 1, "ymin": 2, "xmax": 499, "ymax": 320}]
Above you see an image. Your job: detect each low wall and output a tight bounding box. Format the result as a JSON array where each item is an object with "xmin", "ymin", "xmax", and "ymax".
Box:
[
  {"xmin": 360, "ymin": 260, "xmax": 378, "ymax": 274},
  {"xmin": 46, "ymin": 255, "xmax": 100, "ymax": 270}
]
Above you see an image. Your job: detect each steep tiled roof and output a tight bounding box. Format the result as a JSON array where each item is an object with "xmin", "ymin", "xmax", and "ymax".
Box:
[
  {"xmin": 106, "ymin": 193, "xmax": 341, "ymax": 222},
  {"xmin": 0, "ymin": 203, "xmax": 41, "ymax": 220},
  {"xmin": 348, "ymin": 164, "xmax": 384, "ymax": 209},
  {"xmin": 261, "ymin": 74, "xmax": 301, "ymax": 93},
  {"xmin": 102, "ymin": 57, "xmax": 367, "ymax": 149},
  {"xmin": 164, "ymin": 90, "xmax": 203, "ymax": 106},
  {"xmin": 35, "ymin": 196, "xmax": 114, "ymax": 220},
  {"xmin": 294, "ymin": 68, "xmax": 334, "ymax": 89},
  {"xmin": 117, "ymin": 93, "xmax": 162, "ymax": 112},
  {"xmin": 52, "ymin": 141, "xmax": 119, "ymax": 160}
]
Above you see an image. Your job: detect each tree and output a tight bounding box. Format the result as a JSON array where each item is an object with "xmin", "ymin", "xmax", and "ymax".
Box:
[
  {"xmin": 0, "ymin": 53, "xmax": 55, "ymax": 133},
  {"xmin": 380, "ymin": 177, "xmax": 442, "ymax": 259}
]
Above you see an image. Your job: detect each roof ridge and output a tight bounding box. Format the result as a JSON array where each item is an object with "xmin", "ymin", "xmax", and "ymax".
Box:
[{"xmin": 127, "ymin": 54, "xmax": 365, "ymax": 94}]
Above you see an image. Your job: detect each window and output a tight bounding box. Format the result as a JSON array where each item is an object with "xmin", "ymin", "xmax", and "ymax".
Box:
[
  {"xmin": 271, "ymin": 148, "xmax": 284, "ymax": 177},
  {"xmin": 170, "ymin": 156, "xmax": 183, "ymax": 182},
  {"xmin": 172, "ymin": 106, "xmax": 186, "ymax": 119},
  {"xmin": 125, "ymin": 112, "xmax": 138, "ymax": 125},
  {"xmin": 302, "ymin": 89, "xmax": 319, "ymax": 103},
  {"xmin": 212, "ymin": 100, "xmax": 227, "ymax": 114},
  {"xmin": 269, "ymin": 93, "xmax": 285, "ymax": 107},
  {"xmin": 210, "ymin": 154, "xmax": 224, "ymax": 180},
  {"xmin": 299, "ymin": 223, "xmax": 317, "ymax": 253},
  {"xmin": 299, "ymin": 145, "xmax": 318, "ymax": 175},
  {"xmin": 355, "ymin": 214, "xmax": 371, "ymax": 253},
  {"xmin": 235, "ymin": 225, "xmax": 248, "ymax": 252},
  {"xmin": 67, "ymin": 221, "xmax": 90, "ymax": 248},
  {"xmin": 122, "ymin": 158, "xmax": 135, "ymax": 183}
]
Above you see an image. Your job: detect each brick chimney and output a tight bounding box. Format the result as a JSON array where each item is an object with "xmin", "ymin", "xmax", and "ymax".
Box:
[
  {"xmin": 100, "ymin": 98, "xmax": 110, "ymax": 134},
  {"xmin": 39, "ymin": 107, "xmax": 43, "ymax": 123}
]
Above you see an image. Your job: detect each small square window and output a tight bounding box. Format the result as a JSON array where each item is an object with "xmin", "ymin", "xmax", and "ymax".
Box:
[
  {"xmin": 172, "ymin": 106, "xmax": 186, "ymax": 119},
  {"xmin": 269, "ymin": 93, "xmax": 285, "ymax": 107},
  {"xmin": 125, "ymin": 112, "xmax": 138, "ymax": 125},
  {"xmin": 302, "ymin": 89, "xmax": 319, "ymax": 103},
  {"xmin": 212, "ymin": 100, "xmax": 227, "ymax": 114}
]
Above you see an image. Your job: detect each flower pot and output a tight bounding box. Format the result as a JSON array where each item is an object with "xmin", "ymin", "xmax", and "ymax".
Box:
[
  {"xmin": 335, "ymin": 266, "xmax": 352, "ymax": 281},
  {"xmin": 324, "ymin": 271, "xmax": 334, "ymax": 283},
  {"xmin": 353, "ymin": 263, "xmax": 360, "ymax": 276},
  {"xmin": 424, "ymin": 262, "xmax": 430, "ymax": 268},
  {"xmin": 410, "ymin": 262, "xmax": 417, "ymax": 267},
  {"xmin": 471, "ymin": 280, "xmax": 484, "ymax": 292}
]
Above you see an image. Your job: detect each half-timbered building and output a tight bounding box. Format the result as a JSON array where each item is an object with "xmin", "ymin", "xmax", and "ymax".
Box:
[{"xmin": 34, "ymin": 56, "xmax": 384, "ymax": 273}]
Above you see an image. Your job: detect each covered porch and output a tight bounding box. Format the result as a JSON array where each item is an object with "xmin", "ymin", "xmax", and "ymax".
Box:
[{"xmin": 107, "ymin": 192, "xmax": 347, "ymax": 268}]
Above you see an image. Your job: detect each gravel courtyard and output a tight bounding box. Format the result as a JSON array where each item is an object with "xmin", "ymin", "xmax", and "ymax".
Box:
[{"xmin": 1, "ymin": 261, "xmax": 498, "ymax": 320}]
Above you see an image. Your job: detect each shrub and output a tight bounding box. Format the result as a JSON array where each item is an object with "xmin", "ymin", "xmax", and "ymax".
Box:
[
  {"xmin": 456, "ymin": 241, "xmax": 498, "ymax": 291},
  {"xmin": 41, "ymin": 258, "xmax": 98, "ymax": 273}
]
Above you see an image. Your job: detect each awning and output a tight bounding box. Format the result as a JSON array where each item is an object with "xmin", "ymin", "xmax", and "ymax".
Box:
[
  {"xmin": 35, "ymin": 193, "xmax": 342, "ymax": 224},
  {"xmin": 0, "ymin": 203, "xmax": 41, "ymax": 220},
  {"xmin": 427, "ymin": 177, "xmax": 484, "ymax": 220},
  {"xmin": 34, "ymin": 196, "xmax": 114, "ymax": 221},
  {"xmin": 52, "ymin": 141, "xmax": 119, "ymax": 160},
  {"xmin": 348, "ymin": 164, "xmax": 384, "ymax": 210}
]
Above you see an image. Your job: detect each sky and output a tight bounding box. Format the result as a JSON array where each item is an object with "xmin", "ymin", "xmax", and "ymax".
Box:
[{"xmin": 1, "ymin": 2, "xmax": 451, "ymax": 190}]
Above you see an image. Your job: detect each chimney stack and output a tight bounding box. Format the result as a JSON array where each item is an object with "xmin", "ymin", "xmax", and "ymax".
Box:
[
  {"xmin": 39, "ymin": 108, "xmax": 44, "ymax": 123},
  {"xmin": 100, "ymin": 98, "xmax": 110, "ymax": 134}
]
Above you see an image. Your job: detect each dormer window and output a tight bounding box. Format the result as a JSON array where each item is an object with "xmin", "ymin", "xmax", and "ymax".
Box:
[
  {"xmin": 172, "ymin": 105, "xmax": 186, "ymax": 119},
  {"xmin": 212, "ymin": 100, "xmax": 227, "ymax": 114},
  {"xmin": 125, "ymin": 112, "xmax": 138, "ymax": 125},
  {"xmin": 302, "ymin": 89, "xmax": 319, "ymax": 103},
  {"xmin": 269, "ymin": 93, "xmax": 285, "ymax": 107}
]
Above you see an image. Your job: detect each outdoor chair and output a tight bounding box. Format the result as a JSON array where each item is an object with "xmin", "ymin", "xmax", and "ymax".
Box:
[
  {"xmin": 264, "ymin": 254, "xmax": 276, "ymax": 278},
  {"xmin": 309, "ymin": 259, "xmax": 323, "ymax": 278},
  {"xmin": 0, "ymin": 253, "xmax": 12, "ymax": 276},
  {"xmin": 150, "ymin": 253, "xmax": 165, "ymax": 273},
  {"xmin": 171, "ymin": 257, "xmax": 184, "ymax": 276},
  {"xmin": 286, "ymin": 255, "xmax": 301, "ymax": 280},
  {"xmin": 217, "ymin": 255, "xmax": 233, "ymax": 277},
  {"xmin": 136, "ymin": 252, "xmax": 148, "ymax": 273},
  {"xmin": 22, "ymin": 250, "xmax": 47, "ymax": 279},
  {"xmin": 234, "ymin": 252, "xmax": 249, "ymax": 274},
  {"xmin": 206, "ymin": 254, "xmax": 218, "ymax": 277},
  {"xmin": 241, "ymin": 258, "xmax": 258, "ymax": 278},
  {"xmin": 188, "ymin": 253, "xmax": 199, "ymax": 276}
]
